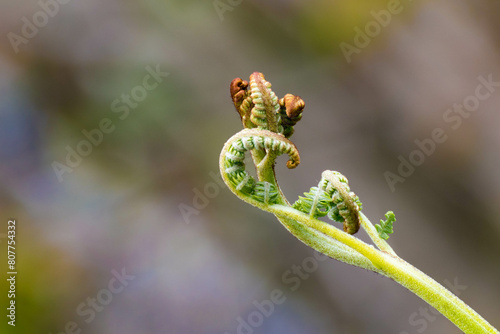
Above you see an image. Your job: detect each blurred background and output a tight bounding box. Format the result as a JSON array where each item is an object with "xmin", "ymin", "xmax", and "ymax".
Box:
[{"xmin": 0, "ymin": 0, "xmax": 499, "ymax": 333}]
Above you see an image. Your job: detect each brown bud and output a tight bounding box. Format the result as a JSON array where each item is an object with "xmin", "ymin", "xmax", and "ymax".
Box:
[
  {"xmin": 230, "ymin": 78, "xmax": 249, "ymax": 107},
  {"xmin": 280, "ymin": 94, "xmax": 305, "ymax": 119}
]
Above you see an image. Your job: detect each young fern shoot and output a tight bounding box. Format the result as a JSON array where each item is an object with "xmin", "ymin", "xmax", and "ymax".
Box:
[{"xmin": 220, "ymin": 72, "xmax": 499, "ymax": 334}]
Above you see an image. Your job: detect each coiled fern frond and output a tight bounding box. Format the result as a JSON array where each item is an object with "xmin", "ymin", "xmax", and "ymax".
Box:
[{"xmin": 219, "ymin": 72, "xmax": 500, "ymax": 334}]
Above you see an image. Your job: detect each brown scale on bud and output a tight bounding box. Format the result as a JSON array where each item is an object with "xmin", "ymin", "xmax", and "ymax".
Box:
[
  {"xmin": 281, "ymin": 94, "xmax": 305, "ymax": 118},
  {"xmin": 279, "ymin": 94, "xmax": 305, "ymax": 138},
  {"xmin": 230, "ymin": 78, "xmax": 253, "ymax": 128},
  {"xmin": 230, "ymin": 78, "xmax": 248, "ymax": 108},
  {"xmin": 229, "ymin": 78, "xmax": 248, "ymax": 105}
]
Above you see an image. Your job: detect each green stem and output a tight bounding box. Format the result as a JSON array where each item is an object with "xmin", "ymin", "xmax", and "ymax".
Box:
[
  {"xmin": 251, "ymin": 148, "xmax": 289, "ymax": 205},
  {"xmin": 275, "ymin": 214, "xmax": 385, "ymax": 274},
  {"xmin": 268, "ymin": 205, "xmax": 499, "ymax": 334},
  {"xmin": 359, "ymin": 212, "xmax": 396, "ymax": 255}
]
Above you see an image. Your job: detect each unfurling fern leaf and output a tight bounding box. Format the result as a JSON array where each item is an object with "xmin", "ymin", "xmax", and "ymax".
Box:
[
  {"xmin": 221, "ymin": 129, "xmax": 300, "ymax": 203},
  {"xmin": 291, "ymin": 172, "xmax": 362, "ymax": 234},
  {"xmin": 375, "ymin": 211, "xmax": 396, "ymax": 240},
  {"xmin": 292, "ymin": 186, "xmax": 332, "ymax": 218},
  {"xmin": 322, "ymin": 171, "xmax": 363, "ymax": 234}
]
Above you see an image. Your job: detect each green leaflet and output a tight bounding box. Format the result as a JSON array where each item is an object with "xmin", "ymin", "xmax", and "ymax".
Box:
[
  {"xmin": 253, "ymin": 182, "xmax": 280, "ymax": 205},
  {"xmin": 292, "ymin": 187, "xmax": 332, "ymax": 218},
  {"xmin": 375, "ymin": 211, "xmax": 396, "ymax": 240}
]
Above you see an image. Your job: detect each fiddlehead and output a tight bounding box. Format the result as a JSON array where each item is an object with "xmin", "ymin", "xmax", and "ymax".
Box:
[
  {"xmin": 321, "ymin": 171, "xmax": 363, "ymax": 234},
  {"xmin": 219, "ymin": 72, "xmax": 500, "ymax": 334},
  {"xmin": 279, "ymin": 94, "xmax": 305, "ymax": 138},
  {"xmin": 292, "ymin": 171, "xmax": 363, "ymax": 234},
  {"xmin": 230, "ymin": 72, "xmax": 305, "ymax": 139},
  {"xmin": 220, "ymin": 128, "xmax": 300, "ymax": 205},
  {"xmin": 224, "ymin": 72, "xmax": 365, "ymax": 235}
]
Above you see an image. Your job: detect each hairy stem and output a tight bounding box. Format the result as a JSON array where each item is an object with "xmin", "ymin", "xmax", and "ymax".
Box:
[
  {"xmin": 268, "ymin": 205, "xmax": 499, "ymax": 334},
  {"xmin": 359, "ymin": 212, "xmax": 396, "ymax": 255}
]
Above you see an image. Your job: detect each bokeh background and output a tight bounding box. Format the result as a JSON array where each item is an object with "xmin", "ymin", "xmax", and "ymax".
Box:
[{"xmin": 1, "ymin": 0, "xmax": 499, "ymax": 333}]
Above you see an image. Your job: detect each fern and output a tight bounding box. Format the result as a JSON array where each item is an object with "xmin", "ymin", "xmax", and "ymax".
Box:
[
  {"xmin": 375, "ymin": 211, "xmax": 396, "ymax": 240},
  {"xmin": 219, "ymin": 72, "xmax": 499, "ymax": 334}
]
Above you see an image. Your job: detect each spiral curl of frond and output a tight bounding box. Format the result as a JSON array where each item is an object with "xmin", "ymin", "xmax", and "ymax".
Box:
[
  {"xmin": 221, "ymin": 129, "xmax": 300, "ymax": 204},
  {"xmin": 321, "ymin": 171, "xmax": 363, "ymax": 234},
  {"xmin": 290, "ymin": 171, "xmax": 362, "ymax": 234}
]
